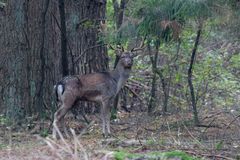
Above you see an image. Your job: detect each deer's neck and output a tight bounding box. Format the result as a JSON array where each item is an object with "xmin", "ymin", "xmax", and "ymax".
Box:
[{"xmin": 111, "ymin": 62, "xmax": 131, "ymax": 93}]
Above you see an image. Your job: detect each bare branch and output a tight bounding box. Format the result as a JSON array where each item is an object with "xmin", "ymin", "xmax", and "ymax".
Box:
[{"xmin": 74, "ymin": 43, "xmax": 107, "ymax": 64}]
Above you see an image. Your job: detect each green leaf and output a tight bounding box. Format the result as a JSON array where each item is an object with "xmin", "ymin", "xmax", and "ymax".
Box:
[{"xmin": 215, "ymin": 141, "xmax": 224, "ymax": 151}]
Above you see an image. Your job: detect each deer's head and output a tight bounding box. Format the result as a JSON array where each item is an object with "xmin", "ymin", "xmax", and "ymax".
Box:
[
  {"xmin": 118, "ymin": 52, "xmax": 134, "ymax": 69},
  {"xmin": 109, "ymin": 37, "xmax": 146, "ymax": 69}
]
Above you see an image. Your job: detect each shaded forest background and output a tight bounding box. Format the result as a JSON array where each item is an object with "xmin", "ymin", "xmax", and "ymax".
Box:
[
  {"xmin": 0, "ymin": 0, "xmax": 239, "ymax": 127},
  {"xmin": 0, "ymin": 0, "xmax": 240, "ymax": 159},
  {"xmin": 0, "ymin": 0, "xmax": 109, "ymax": 126}
]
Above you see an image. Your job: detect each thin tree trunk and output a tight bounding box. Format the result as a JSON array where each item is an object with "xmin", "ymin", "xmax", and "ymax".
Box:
[
  {"xmin": 23, "ymin": 0, "xmax": 32, "ymax": 116},
  {"xmin": 188, "ymin": 25, "xmax": 202, "ymax": 126},
  {"xmin": 148, "ymin": 39, "xmax": 160, "ymax": 114},
  {"xmin": 156, "ymin": 69, "xmax": 168, "ymax": 113},
  {"xmin": 113, "ymin": 0, "xmax": 126, "ymax": 29},
  {"xmin": 36, "ymin": 0, "xmax": 50, "ymax": 129},
  {"xmin": 112, "ymin": 0, "xmax": 127, "ymax": 116},
  {"xmin": 58, "ymin": 0, "xmax": 68, "ymax": 76}
]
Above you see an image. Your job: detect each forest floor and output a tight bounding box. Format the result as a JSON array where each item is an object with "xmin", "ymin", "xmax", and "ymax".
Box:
[{"xmin": 0, "ymin": 110, "xmax": 240, "ymax": 160}]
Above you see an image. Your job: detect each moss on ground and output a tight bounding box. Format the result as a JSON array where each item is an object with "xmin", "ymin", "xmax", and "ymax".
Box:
[{"xmin": 114, "ymin": 150, "xmax": 200, "ymax": 160}]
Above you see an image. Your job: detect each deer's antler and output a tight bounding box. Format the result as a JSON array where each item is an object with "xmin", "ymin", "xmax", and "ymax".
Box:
[
  {"xmin": 108, "ymin": 44, "xmax": 124, "ymax": 56},
  {"xmin": 130, "ymin": 37, "xmax": 146, "ymax": 57}
]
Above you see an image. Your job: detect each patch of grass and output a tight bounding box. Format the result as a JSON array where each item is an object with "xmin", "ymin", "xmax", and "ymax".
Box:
[
  {"xmin": 114, "ymin": 150, "xmax": 200, "ymax": 160},
  {"xmin": 0, "ymin": 143, "xmax": 7, "ymax": 150},
  {"xmin": 161, "ymin": 151, "xmax": 199, "ymax": 160},
  {"xmin": 146, "ymin": 138, "xmax": 155, "ymax": 145},
  {"xmin": 0, "ymin": 114, "xmax": 11, "ymax": 126},
  {"xmin": 40, "ymin": 129, "xmax": 49, "ymax": 137},
  {"xmin": 215, "ymin": 140, "xmax": 224, "ymax": 151},
  {"xmin": 145, "ymin": 137, "xmax": 167, "ymax": 147},
  {"xmin": 114, "ymin": 150, "xmax": 137, "ymax": 160}
]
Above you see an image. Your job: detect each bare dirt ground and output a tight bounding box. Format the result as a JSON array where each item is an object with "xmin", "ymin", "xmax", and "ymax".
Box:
[{"xmin": 0, "ymin": 110, "xmax": 240, "ymax": 160}]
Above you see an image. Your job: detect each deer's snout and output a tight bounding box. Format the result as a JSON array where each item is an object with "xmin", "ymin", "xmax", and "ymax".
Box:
[{"xmin": 125, "ymin": 58, "xmax": 133, "ymax": 66}]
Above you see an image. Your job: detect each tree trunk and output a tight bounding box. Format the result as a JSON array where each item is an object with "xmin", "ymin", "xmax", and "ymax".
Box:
[
  {"xmin": 188, "ymin": 25, "xmax": 202, "ymax": 126},
  {"xmin": 58, "ymin": 0, "xmax": 69, "ymax": 76},
  {"xmin": 0, "ymin": 0, "xmax": 61, "ymax": 125},
  {"xmin": 0, "ymin": 1, "xmax": 27, "ymax": 121},
  {"xmin": 112, "ymin": 0, "xmax": 127, "ymax": 117},
  {"xmin": 155, "ymin": 69, "xmax": 169, "ymax": 113},
  {"xmin": 36, "ymin": 0, "xmax": 50, "ymax": 128},
  {"xmin": 148, "ymin": 39, "xmax": 160, "ymax": 114},
  {"xmin": 113, "ymin": 0, "xmax": 126, "ymax": 29}
]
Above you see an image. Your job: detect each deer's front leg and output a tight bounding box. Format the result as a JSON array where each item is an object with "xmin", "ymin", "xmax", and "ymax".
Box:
[
  {"xmin": 101, "ymin": 98, "xmax": 112, "ymax": 137},
  {"xmin": 106, "ymin": 98, "xmax": 114, "ymax": 136}
]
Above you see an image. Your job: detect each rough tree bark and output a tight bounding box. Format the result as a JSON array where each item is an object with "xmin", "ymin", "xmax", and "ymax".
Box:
[
  {"xmin": 36, "ymin": 0, "xmax": 50, "ymax": 127},
  {"xmin": 58, "ymin": 0, "xmax": 69, "ymax": 76},
  {"xmin": 0, "ymin": 0, "xmax": 29, "ymax": 120},
  {"xmin": 0, "ymin": 0, "xmax": 61, "ymax": 124}
]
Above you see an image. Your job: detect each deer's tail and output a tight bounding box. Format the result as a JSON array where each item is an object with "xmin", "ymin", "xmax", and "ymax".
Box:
[{"xmin": 54, "ymin": 82, "xmax": 65, "ymax": 102}]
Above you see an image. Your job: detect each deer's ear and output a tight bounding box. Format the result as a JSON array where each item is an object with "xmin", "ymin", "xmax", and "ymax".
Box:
[{"xmin": 116, "ymin": 50, "xmax": 122, "ymax": 57}]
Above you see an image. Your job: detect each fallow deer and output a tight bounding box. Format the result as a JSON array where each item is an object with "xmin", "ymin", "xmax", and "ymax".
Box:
[{"xmin": 53, "ymin": 43, "xmax": 145, "ymax": 139}]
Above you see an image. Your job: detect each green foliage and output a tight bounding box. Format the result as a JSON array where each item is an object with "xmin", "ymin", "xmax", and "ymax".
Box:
[
  {"xmin": 104, "ymin": 0, "xmax": 239, "ymax": 114},
  {"xmin": 0, "ymin": 143, "xmax": 7, "ymax": 150},
  {"xmin": 183, "ymin": 0, "xmax": 213, "ymax": 19},
  {"xmin": 80, "ymin": 20, "xmax": 95, "ymax": 29},
  {"xmin": 193, "ymin": 49, "xmax": 239, "ymax": 108},
  {"xmin": 105, "ymin": 0, "xmax": 129, "ymax": 45},
  {"xmin": 40, "ymin": 128, "xmax": 49, "ymax": 137},
  {"xmin": 0, "ymin": 114, "xmax": 11, "ymax": 126},
  {"xmin": 106, "ymin": 0, "xmax": 114, "ymax": 22},
  {"xmin": 114, "ymin": 150, "xmax": 199, "ymax": 160},
  {"xmin": 229, "ymin": 54, "xmax": 240, "ymax": 73},
  {"xmin": 114, "ymin": 151, "xmax": 136, "ymax": 160},
  {"xmin": 146, "ymin": 138, "xmax": 155, "ymax": 145},
  {"xmin": 110, "ymin": 106, "xmax": 117, "ymax": 120},
  {"xmin": 128, "ymin": 0, "xmax": 186, "ymax": 41},
  {"xmin": 215, "ymin": 140, "xmax": 224, "ymax": 151}
]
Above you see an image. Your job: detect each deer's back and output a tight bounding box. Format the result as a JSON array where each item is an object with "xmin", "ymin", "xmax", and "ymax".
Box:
[
  {"xmin": 60, "ymin": 72, "xmax": 117, "ymax": 102},
  {"xmin": 78, "ymin": 72, "xmax": 115, "ymax": 87}
]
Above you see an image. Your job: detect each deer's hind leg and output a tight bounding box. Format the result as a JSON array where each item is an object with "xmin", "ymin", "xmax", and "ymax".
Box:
[
  {"xmin": 53, "ymin": 93, "xmax": 75, "ymax": 139},
  {"xmin": 53, "ymin": 105, "xmax": 70, "ymax": 139}
]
